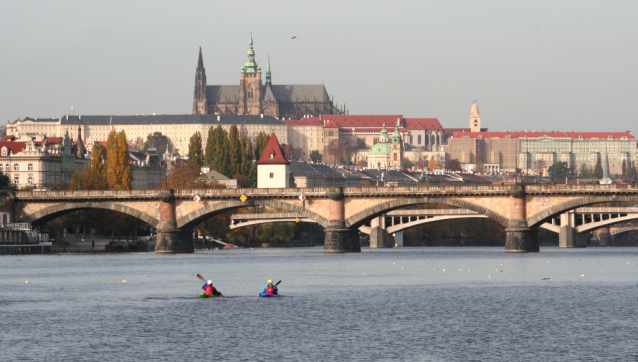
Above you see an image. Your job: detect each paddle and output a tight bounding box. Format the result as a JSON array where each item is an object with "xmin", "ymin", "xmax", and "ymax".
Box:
[{"xmin": 197, "ymin": 274, "xmax": 226, "ymax": 297}]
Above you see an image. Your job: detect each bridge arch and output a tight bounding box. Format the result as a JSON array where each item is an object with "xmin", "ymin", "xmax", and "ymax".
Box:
[
  {"xmin": 527, "ymin": 195, "xmax": 638, "ymax": 228},
  {"xmin": 177, "ymin": 199, "xmax": 329, "ymax": 229},
  {"xmin": 344, "ymin": 196, "xmax": 509, "ymax": 229},
  {"xmin": 18, "ymin": 202, "xmax": 160, "ymax": 228}
]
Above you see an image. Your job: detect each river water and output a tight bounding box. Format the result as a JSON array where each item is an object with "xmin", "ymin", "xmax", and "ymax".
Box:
[{"xmin": 1, "ymin": 247, "xmax": 637, "ymax": 361}]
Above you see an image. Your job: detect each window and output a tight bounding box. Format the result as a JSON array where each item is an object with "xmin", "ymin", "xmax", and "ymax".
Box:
[
  {"xmin": 13, "ymin": 164, "xmax": 18, "ymax": 171},
  {"xmin": 269, "ymin": 173, "xmax": 274, "ymax": 178},
  {"xmin": 394, "ymin": 153, "xmax": 398, "ymax": 161},
  {"xmin": 269, "ymin": 153, "xmax": 274, "ymax": 160},
  {"xmin": 28, "ymin": 177, "xmax": 33, "ymax": 184},
  {"xmin": 1, "ymin": 149, "xmax": 5, "ymax": 156},
  {"xmin": 5, "ymin": 164, "xmax": 8, "ymax": 171},
  {"xmin": 357, "ymin": 139, "xmax": 366, "ymax": 148},
  {"xmin": 0, "ymin": 165, "xmax": 2, "ymax": 171},
  {"xmin": 28, "ymin": 164, "xmax": 33, "ymax": 171},
  {"xmin": 328, "ymin": 131, "xmax": 334, "ymax": 136},
  {"xmin": 14, "ymin": 177, "xmax": 18, "ymax": 184},
  {"xmin": 417, "ymin": 135, "xmax": 422, "ymax": 144}
]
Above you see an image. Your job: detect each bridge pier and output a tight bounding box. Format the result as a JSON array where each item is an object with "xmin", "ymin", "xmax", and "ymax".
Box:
[
  {"xmin": 370, "ymin": 216, "xmax": 394, "ymax": 248},
  {"xmin": 324, "ymin": 189, "xmax": 360, "ymax": 253},
  {"xmin": 596, "ymin": 227, "xmax": 611, "ymax": 246},
  {"xmin": 505, "ymin": 190, "xmax": 539, "ymax": 252},
  {"xmin": 558, "ymin": 211, "xmax": 586, "ymax": 248},
  {"xmin": 155, "ymin": 193, "xmax": 193, "ymax": 253}
]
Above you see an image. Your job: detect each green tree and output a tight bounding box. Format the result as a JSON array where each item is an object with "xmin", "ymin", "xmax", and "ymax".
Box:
[
  {"xmin": 309, "ymin": 150, "xmax": 322, "ymax": 163},
  {"xmin": 241, "ymin": 136, "xmax": 252, "ymax": 178},
  {"xmin": 0, "ymin": 171, "xmax": 12, "ymax": 190},
  {"xmin": 143, "ymin": 132, "xmax": 173, "ymax": 155},
  {"xmin": 593, "ymin": 157, "xmax": 603, "ymax": 178},
  {"xmin": 69, "ymin": 172, "xmax": 84, "ymax": 190},
  {"xmin": 548, "ymin": 161, "xmax": 570, "ymax": 179},
  {"xmin": 187, "ymin": 131, "xmax": 204, "ymax": 165},
  {"xmin": 228, "ymin": 125, "xmax": 242, "ymax": 176},
  {"xmin": 627, "ymin": 165, "xmax": 637, "ymax": 181},
  {"xmin": 204, "ymin": 126, "xmax": 216, "ymax": 166},
  {"xmin": 254, "ymin": 132, "xmax": 269, "ymax": 161},
  {"xmin": 403, "ymin": 158, "xmax": 413, "ymax": 169},
  {"xmin": 578, "ymin": 163, "xmax": 592, "ymax": 178}
]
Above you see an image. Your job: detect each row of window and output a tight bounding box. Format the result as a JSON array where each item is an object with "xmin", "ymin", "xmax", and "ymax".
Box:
[
  {"xmin": 13, "ymin": 176, "xmax": 34, "ymax": 184},
  {"xmin": 0, "ymin": 164, "xmax": 33, "ymax": 171}
]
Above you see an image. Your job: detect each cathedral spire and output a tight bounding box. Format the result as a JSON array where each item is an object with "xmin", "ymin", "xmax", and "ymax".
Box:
[
  {"xmin": 242, "ymin": 33, "xmax": 260, "ymax": 74},
  {"xmin": 265, "ymin": 52, "xmax": 272, "ymax": 86},
  {"xmin": 197, "ymin": 47, "xmax": 204, "ymax": 69},
  {"xmin": 193, "ymin": 47, "xmax": 208, "ymax": 114}
]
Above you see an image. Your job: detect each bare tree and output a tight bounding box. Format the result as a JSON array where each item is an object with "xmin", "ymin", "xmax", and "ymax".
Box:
[{"xmin": 532, "ymin": 159, "xmax": 547, "ymax": 176}]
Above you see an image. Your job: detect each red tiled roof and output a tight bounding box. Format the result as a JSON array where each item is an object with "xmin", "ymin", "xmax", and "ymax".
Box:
[
  {"xmin": 444, "ymin": 128, "xmax": 472, "ymax": 138},
  {"xmin": 321, "ymin": 115, "xmax": 403, "ymax": 128},
  {"xmin": 2, "ymin": 135, "xmax": 16, "ymax": 141},
  {"xmin": 46, "ymin": 137, "xmax": 61, "ymax": 144},
  {"xmin": 324, "ymin": 120, "xmax": 339, "ymax": 128},
  {"xmin": 256, "ymin": 133, "xmax": 289, "ymax": 165},
  {"xmin": 404, "ymin": 118, "xmax": 442, "ymax": 130},
  {"xmin": 565, "ymin": 132, "xmax": 635, "ymax": 140},
  {"xmin": 0, "ymin": 141, "xmax": 27, "ymax": 154}
]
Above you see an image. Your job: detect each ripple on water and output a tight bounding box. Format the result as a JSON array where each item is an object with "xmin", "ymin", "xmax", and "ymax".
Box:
[{"xmin": 0, "ymin": 246, "xmax": 637, "ymax": 361}]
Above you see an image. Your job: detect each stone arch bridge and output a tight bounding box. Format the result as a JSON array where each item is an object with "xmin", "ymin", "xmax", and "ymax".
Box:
[{"xmin": 4, "ymin": 184, "xmax": 638, "ymax": 253}]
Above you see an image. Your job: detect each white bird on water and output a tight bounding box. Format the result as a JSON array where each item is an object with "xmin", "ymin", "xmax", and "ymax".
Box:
[
  {"xmin": 25, "ymin": 280, "xmax": 29, "ymax": 284},
  {"xmin": 581, "ymin": 274, "xmax": 584, "ymax": 277},
  {"xmin": 443, "ymin": 269, "xmax": 445, "ymax": 272},
  {"xmin": 122, "ymin": 279, "xmax": 127, "ymax": 283}
]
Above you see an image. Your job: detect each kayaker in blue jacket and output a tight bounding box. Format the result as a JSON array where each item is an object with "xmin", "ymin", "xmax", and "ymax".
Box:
[{"xmin": 259, "ymin": 279, "xmax": 278, "ymax": 296}]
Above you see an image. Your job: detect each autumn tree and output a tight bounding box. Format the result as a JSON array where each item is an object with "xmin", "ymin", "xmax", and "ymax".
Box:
[
  {"xmin": 187, "ymin": 131, "xmax": 204, "ymax": 165},
  {"xmin": 89, "ymin": 142, "xmax": 107, "ymax": 183},
  {"xmin": 69, "ymin": 172, "xmax": 84, "ymax": 190},
  {"xmin": 106, "ymin": 129, "xmax": 132, "ymax": 190},
  {"xmin": 531, "ymin": 159, "xmax": 547, "ymax": 176},
  {"xmin": 445, "ymin": 159, "xmax": 462, "ymax": 171},
  {"xmin": 127, "ymin": 137, "xmax": 145, "ymax": 151}
]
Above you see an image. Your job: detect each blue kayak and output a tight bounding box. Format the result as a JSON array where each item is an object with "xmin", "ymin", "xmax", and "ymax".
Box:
[{"xmin": 259, "ymin": 293, "xmax": 281, "ymax": 298}]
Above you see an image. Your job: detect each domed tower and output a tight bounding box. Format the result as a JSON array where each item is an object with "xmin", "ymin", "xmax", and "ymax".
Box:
[
  {"xmin": 390, "ymin": 119, "xmax": 404, "ymax": 168},
  {"xmin": 239, "ymin": 34, "xmax": 263, "ymax": 115}
]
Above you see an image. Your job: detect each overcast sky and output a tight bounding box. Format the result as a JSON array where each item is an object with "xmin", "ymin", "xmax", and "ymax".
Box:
[{"xmin": 1, "ymin": 1, "xmax": 637, "ymax": 133}]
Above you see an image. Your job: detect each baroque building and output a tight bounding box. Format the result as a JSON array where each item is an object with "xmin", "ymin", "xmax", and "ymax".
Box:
[{"xmin": 193, "ymin": 35, "xmax": 346, "ymax": 119}]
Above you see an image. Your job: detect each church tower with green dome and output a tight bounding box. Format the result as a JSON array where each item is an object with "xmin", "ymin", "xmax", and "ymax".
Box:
[
  {"xmin": 367, "ymin": 121, "xmax": 404, "ymax": 169},
  {"xmin": 239, "ymin": 34, "xmax": 263, "ymax": 116},
  {"xmin": 390, "ymin": 119, "xmax": 404, "ymax": 168}
]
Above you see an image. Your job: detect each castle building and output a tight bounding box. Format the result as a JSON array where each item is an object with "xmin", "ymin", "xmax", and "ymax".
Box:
[{"xmin": 193, "ymin": 35, "xmax": 346, "ymax": 119}]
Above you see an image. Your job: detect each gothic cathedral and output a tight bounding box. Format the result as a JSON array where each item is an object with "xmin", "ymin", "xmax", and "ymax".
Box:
[{"xmin": 193, "ymin": 35, "xmax": 346, "ymax": 119}]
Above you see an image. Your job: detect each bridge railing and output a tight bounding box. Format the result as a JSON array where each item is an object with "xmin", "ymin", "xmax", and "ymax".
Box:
[{"xmin": 12, "ymin": 183, "xmax": 638, "ymax": 199}]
